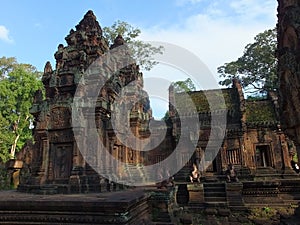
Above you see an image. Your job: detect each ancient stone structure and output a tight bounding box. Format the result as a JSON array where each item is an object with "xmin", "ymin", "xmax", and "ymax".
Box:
[
  {"xmin": 277, "ymin": 0, "xmax": 300, "ymax": 222},
  {"xmin": 277, "ymin": 0, "xmax": 300, "ymax": 165},
  {"xmin": 18, "ymin": 10, "xmax": 154, "ymax": 194},
  {"xmin": 0, "ymin": 189, "xmax": 151, "ymax": 225},
  {"xmin": 170, "ymin": 79, "xmax": 295, "ymax": 181},
  {"xmin": 14, "ymin": 7, "xmax": 300, "ymax": 213},
  {"xmin": 170, "ymin": 80, "xmax": 300, "ymax": 212},
  {"xmin": 3, "ymin": 6, "xmax": 300, "ymax": 223}
]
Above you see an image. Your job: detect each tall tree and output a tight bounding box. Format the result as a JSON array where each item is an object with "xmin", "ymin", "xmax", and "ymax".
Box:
[
  {"xmin": 103, "ymin": 20, "xmax": 163, "ymax": 71},
  {"xmin": 162, "ymin": 78, "xmax": 196, "ymax": 121},
  {"xmin": 218, "ymin": 28, "xmax": 277, "ymax": 94},
  {"xmin": 0, "ymin": 57, "xmax": 42, "ymax": 161},
  {"xmin": 172, "ymin": 78, "xmax": 196, "ymax": 93}
]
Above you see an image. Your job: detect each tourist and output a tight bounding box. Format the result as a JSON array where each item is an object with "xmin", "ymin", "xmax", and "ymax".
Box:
[
  {"xmin": 156, "ymin": 167, "xmax": 174, "ymax": 189},
  {"xmin": 225, "ymin": 163, "xmax": 239, "ymax": 182},
  {"xmin": 291, "ymin": 160, "xmax": 300, "ymax": 173},
  {"xmin": 189, "ymin": 163, "xmax": 200, "ymax": 183}
]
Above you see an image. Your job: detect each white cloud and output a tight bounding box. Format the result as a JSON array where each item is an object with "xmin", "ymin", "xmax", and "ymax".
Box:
[
  {"xmin": 0, "ymin": 25, "xmax": 13, "ymax": 43},
  {"xmin": 229, "ymin": 0, "xmax": 277, "ymax": 23},
  {"xmin": 140, "ymin": 0, "xmax": 277, "ymax": 82},
  {"xmin": 34, "ymin": 23, "xmax": 42, "ymax": 28},
  {"xmin": 139, "ymin": 0, "xmax": 277, "ymax": 118}
]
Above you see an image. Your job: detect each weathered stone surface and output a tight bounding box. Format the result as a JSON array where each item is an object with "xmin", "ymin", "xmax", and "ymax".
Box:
[
  {"xmin": 170, "ymin": 79, "xmax": 295, "ymax": 182},
  {"xmin": 18, "ymin": 10, "xmax": 155, "ymax": 193},
  {"xmin": 278, "ymin": 0, "xmax": 300, "ymax": 222},
  {"xmin": 0, "ymin": 189, "xmax": 150, "ymax": 224},
  {"xmin": 278, "ymin": 0, "xmax": 300, "ymax": 148}
]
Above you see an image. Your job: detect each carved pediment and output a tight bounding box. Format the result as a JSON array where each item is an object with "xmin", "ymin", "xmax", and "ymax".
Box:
[{"xmin": 50, "ymin": 107, "xmax": 71, "ymax": 129}]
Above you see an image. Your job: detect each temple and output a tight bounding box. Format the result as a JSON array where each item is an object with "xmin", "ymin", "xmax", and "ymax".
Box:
[
  {"xmin": 171, "ymin": 79, "xmax": 295, "ymax": 181},
  {"xmin": 18, "ymin": 10, "xmax": 155, "ymax": 193},
  {"xmin": 16, "ymin": 10, "xmax": 300, "ymax": 196},
  {"xmin": 2, "ymin": 7, "xmax": 299, "ymax": 224}
]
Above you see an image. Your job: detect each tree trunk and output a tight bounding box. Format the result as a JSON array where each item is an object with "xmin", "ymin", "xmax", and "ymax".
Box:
[{"xmin": 10, "ymin": 134, "xmax": 20, "ymax": 159}]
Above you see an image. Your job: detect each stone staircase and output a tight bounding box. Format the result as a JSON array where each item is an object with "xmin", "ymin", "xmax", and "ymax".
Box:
[
  {"xmin": 173, "ymin": 166, "xmax": 190, "ymax": 182},
  {"xmin": 203, "ymin": 182, "xmax": 227, "ymax": 204},
  {"xmin": 226, "ymin": 182, "xmax": 246, "ymax": 210},
  {"xmin": 253, "ymin": 167, "xmax": 281, "ymax": 180},
  {"xmin": 122, "ymin": 164, "xmax": 153, "ymax": 186},
  {"xmin": 238, "ymin": 166, "xmax": 254, "ymax": 181}
]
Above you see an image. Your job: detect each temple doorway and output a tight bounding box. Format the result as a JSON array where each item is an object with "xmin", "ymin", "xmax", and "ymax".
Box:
[
  {"xmin": 255, "ymin": 145, "xmax": 271, "ymax": 167},
  {"xmin": 53, "ymin": 144, "xmax": 72, "ymax": 180}
]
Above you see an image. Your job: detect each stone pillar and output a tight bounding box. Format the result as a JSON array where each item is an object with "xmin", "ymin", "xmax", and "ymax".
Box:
[
  {"xmin": 277, "ymin": 0, "xmax": 300, "ymax": 218},
  {"xmin": 39, "ymin": 137, "xmax": 50, "ymax": 184},
  {"xmin": 187, "ymin": 183, "xmax": 204, "ymax": 205},
  {"xmin": 69, "ymin": 130, "xmax": 85, "ymax": 193},
  {"xmin": 278, "ymin": 0, "xmax": 300, "ymax": 145},
  {"xmin": 296, "ymin": 145, "xmax": 300, "ymax": 166},
  {"xmin": 226, "ymin": 182, "xmax": 245, "ymax": 210},
  {"xmin": 6, "ymin": 159, "xmax": 23, "ymax": 188},
  {"xmin": 149, "ymin": 189, "xmax": 174, "ymax": 224},
  {"xmin": 278, "ymin": 131, "xmax": 292, "ymax": 172}
]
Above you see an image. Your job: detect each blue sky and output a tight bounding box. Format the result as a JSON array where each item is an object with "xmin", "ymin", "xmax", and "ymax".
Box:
[{"xmin": 0, "ymin": 0, "xmax": 277, "ymax": 118}]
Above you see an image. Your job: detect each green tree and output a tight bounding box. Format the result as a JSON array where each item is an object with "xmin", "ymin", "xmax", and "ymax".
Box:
[
  {"xmin": 218, "ymin": 28, "xmax": 277, "ymax": 94},
  {"xmin": 162, "ymin": 78, "xmax": 196, "ymax": 121},
  {"xmin": 0, "ymin": 57, "xmax": 42, "ymax": 161},
  {"xmin": 172, "ymin": 78, "xmax": 196, "ymax": 93},
  {"xmin": 103, "ymin": 20, "xmax": 163, "ymax": 71},
  {"xmin": 0, "ymin": 56, "xmax": 37, "ymax": 80}
]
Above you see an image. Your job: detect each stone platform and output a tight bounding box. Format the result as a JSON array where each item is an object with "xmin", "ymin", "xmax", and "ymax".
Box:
[{"xmin": 0, "ymin": 189, "xmax": 151, "ymax": 224}]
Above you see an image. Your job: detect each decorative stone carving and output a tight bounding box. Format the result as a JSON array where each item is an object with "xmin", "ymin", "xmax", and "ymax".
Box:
[
  {"xmin": 18, "ymin": 10, "xmax": 153, "ymax": 194},
  {"xmin": 278, "ymin": 0, "xmax": 300, "ymax": 145},
  {"xmin": 50, "ymin": 107, "xmax": 71, "ymax": 129}
]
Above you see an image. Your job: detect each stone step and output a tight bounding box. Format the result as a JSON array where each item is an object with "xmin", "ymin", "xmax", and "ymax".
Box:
[
  {"xmin": 122, "ymin": 165, "xmax": 153, "ymax": 185},
  {"xmin": 204, "ymin": 192, "xmax": 226, "ymax": 197},
  {"xmin": 204, "ymin": 197, "xmax": 227, "ymax": 202},
  {"xmin": 204, "ymin": 202, "xmax": 228, "ymax": 208},
  {"xmin": 173, "ymin": 168, "xmax": 190, "ymax": 182},
  {"xmin": 203, "ymin": 183, "xmax": 226, "ymax": 188},
  {"xmin": 203, "ymin": 182, "xmax": 227, "ymax": 203},
  {"xmin": 204, "ymin": 187, "xmax": 226, "ymax": 192},
  {"xmin": 255, "ymin": 167, "xmax": 278, "ymax": 174}
]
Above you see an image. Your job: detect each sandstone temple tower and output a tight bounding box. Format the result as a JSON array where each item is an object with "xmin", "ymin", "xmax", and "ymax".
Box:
[
  {"xmin": 19, "ymin": 10, "xmax": 153, "ymax": 193},
  {"xmin": 277, "ymin": 0, "xmax": 300, "ymax": 165}
]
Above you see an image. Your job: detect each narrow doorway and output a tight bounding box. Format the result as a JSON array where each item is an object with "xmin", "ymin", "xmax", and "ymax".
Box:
[{"xmin": 256, "ymin": 145, "xmax": 271, "ymax": 167}]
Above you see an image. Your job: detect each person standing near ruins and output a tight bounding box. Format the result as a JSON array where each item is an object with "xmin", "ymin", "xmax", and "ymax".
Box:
[
  {"xmin": 225, "ymin": 163, "xmax": 239, "ymax": 182},
  {"xmin": 189, "ymin": 163, "xmax": 200, "ymax": 183}
]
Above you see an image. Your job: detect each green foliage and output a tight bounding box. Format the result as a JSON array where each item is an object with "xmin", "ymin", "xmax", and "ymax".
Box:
[
  {"xmin": 161, "ymin": 111, "xmax": 170, "ymax": 121},
  {"xmin": 0, "ymin": 164, "xmax": 10, "ymax": 190},
  {"xmin": 0, "ymin": 57, "xmax": 43, "ymax": 162},
  {"xmin": 172, "ymin": 78, "xmax": 196, "ymax": 93},
  {"xmin": 0, "ymin": 56, "xmax": 37, "ymax": 80},
  {"xmin": 174, "ymin": 89, "xmax": 235, "ymax": 113},
  {"xmin": 218, "ymin": 28, "xmax": 277, "ymax": 94},
  {"xmin": 103, "ymin": 20, "xmax": 141, "ymax": 44},
  {"xmin": 246, "ymin": 95, "xmax": 266, "ymax": 101},
  {"xmin": 162, "ymin": 78, "xmax": 197, "ymax": 119},
  {"xmin": 245, "ymin": 100, "xmax": 277, "ymax": 123},
  {"xmin": 293, "ymin": 153, "xmax": 298, "ymax": 163},
  {"xmin": 103, "ymin": 20, "xmax": 164, "ymax": 71}
]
